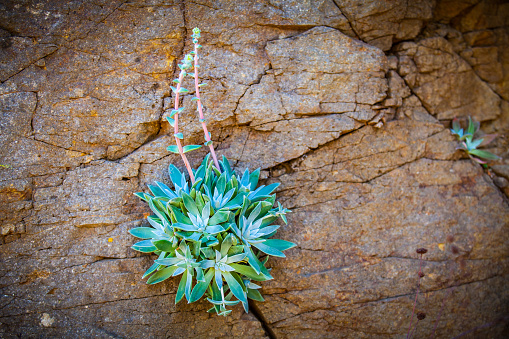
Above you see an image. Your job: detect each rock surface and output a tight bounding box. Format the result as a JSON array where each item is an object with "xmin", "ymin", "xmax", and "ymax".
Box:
[{"xmin": 1, "ymin": 0, "xmax": 508, "ymax": 338}]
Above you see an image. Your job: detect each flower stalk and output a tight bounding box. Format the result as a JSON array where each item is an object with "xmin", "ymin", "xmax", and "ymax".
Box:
[
  {"xmin": 191, "ymin": 28, "xmax": 221, "ymax": 171},
  {"xmin": 172, "ymin": 65, "xmax": 195, "ymax": 183}
]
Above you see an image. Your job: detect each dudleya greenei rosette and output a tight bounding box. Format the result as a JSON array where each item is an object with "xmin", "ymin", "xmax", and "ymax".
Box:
[{"xmin": 130, "ymin": 28, "xmax": 295, "ymax": 316}]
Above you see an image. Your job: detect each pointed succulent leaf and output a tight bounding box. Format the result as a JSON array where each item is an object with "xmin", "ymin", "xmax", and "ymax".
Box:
[
  {"xmin": 226, "ymin": 253, "xmax": 247, "ymax": 264},
  {"xmin": 263, "ymin": 239, "xmax": 296, "ymax": 251},
  {"xmin": 240, "ymin": 169, "xmax": 250, "ymax": 188},
  {"xmin": 256, "ymin": 225, "xmax": 280, "ymax": 237},
  {"xmin": 467, "ymin": 116, "xmax": 478, "ymax": 135},
  {"xmin": 204, "ymin": 225, "xmax": 224, "ymax": 234},
  {"xmin": 228, "ymin": 263, "xmax": 271, "ymax": 281},
  {"xmin": 190, "ymin": 269, "xmax": 214, "ymax": 302},
  {"xmin": 129, "ymin": 227, "xmax": 156, "ymax": 239},
  {"xmin": 221, "ymin": 234, "xmax": 233, "ymax": 256},
  {"xmin": 147, "ymin": 266, "xmax": 178, "ymax": 284},
  {"xmin": 249, "ymin": 168, "xmax": 260, "ymax": 190},
  {"xmin": 167, "ymin": 145, "xmax": 180, "ymax": 153},
  {"xmin": 134, "ymin": 192, "xmax": 151, "ymax": 202},
  {"xmin": 183, "ymin": 145, "xmax": 202, "ymax": 153},
  {"xmin": 209, "ymin": 210, "xmax": 229, "ymax": 225},
  {"xmin": 155, "ymin": 257, "xmax": 183, "ymax": 266},
  {"xmin": 214, "ymin": 269, "xmax": 223, "ymax": 289},
  {"xmin": 469, "ymin": 149, "xmax": 500, "ymax": 160},
  {"xmin": 182, "ymin": 192, "xmax": 199, "ymax": 216},
  {"xmin": 169, "ymin": 164, "xmax": 184, "ymax": 187},
  {"xmin": 247, "ymin": 288, "xmax": 265, "ymax": 302},
  {"xmin": 142, "ymin": 262, "xmax": 160, "ymax": 279},
  {"xmin": 244, "ymin": 245, "xmax": 261, "ymax": 274},
  {"xmin": 153, "ymin": 239, "xmax": 175, "ymax": 252},
  {"xmin": 148, "ymin": 184, "xmax": 166, "ymax": 197},
  {"xmin": 222, "ymin": 271, "xmax": 247, "ymax": 303},
  {"xmin": 249, "ymin": 183, "xmax": 280, "ymax": 201},
  {"xmin": 175, "ymin": 269, "xmax": 188, "ymax": 303},
  {"xmin": 252, "ymin": 241, "xmax": 285, "ymax": 257}
]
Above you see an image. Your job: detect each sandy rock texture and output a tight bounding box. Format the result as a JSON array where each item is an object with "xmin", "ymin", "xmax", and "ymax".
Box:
[{"xmin": 1, "ymin": 0, "xmax": 508, "ymax": 338}]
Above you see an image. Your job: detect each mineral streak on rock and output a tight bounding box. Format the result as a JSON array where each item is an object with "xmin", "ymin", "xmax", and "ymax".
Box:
[{"xmin": 1, "ymin": 0, "xmax": 508, "ymax": 338}]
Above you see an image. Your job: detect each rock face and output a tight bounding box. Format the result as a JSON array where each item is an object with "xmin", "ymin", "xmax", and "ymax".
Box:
[{"xmin": 1, "ymin": 1, "xmax": 508, "ymax": 338}]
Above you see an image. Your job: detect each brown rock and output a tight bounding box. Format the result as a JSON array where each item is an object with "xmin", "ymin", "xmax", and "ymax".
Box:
[
  {"xmin": 336, "ymin": 0, "xmax": 434, "ymax": 50},
  {"xmin": 396, "ymin": 37, "xmax": 501, "ymax": 121},
  {"xmin": 0, "ymin": 1, "xmax": 508, "ymax": 338}
]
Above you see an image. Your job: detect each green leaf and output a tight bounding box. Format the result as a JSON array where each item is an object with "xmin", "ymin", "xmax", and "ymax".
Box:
[
  {"xmin": 134, "ymin": 192, "xmax": 151, "ymax": 202},
  {"xmin": 142, "ymin": 262, "xmax": 160, "ymax": 279},
  {"xmin": 191, "ymin": 97, "xmax": 200, "ymax": 101},
  {"xmin": 469, "ymin": 149, "xmax": 500, "ymax": 160},
  {"xmin": 175, "ymin": 269, "xmax": 188, "ymax": 303},
  {"xmin": 129, "ymin": 227, "xmax": 156, "ymax": 239},
  {"xmin": 182, "ymin": 192, "xmax": 199, "ymax": 216},
  {"xmin": 252, "ymin": 241, "xmax": 285, "ymax": 257},
  {"xmin": 222, "ymin": 271, "xmax": 247, "ymax": 303},
  {"xmin": 199, "ymin": 118, "xmax": 206, "ymax": 123},
  {"xmin": 170, "ymin": 86, "xmax": 178, "ymax": 93},
  {"xmin": 172, "ymin": 79, "xmax": 180, "ymax": 84},
  {"xmin": 179, "ymin": 88, "xmax": 189, "ymax": 94},
  {"xmin": 221, "ymin": 234, "xmax": 233, "ymax": 257},
  {"xmin": 229, "ymin": 263, "xmax": 271, "ymax": 281},
  {"xmin": 167, "ymin": 145, "xmax": 180, "ymax": 153},
  {"xmin": 170, "ymin": 107, "xmax": 184, "ymax": 117},
  {"xmin": 183, "ymin": 145, "xmax": 202, "ymax": 153},
  {"xmin": 147, "ymin": 266, "xmax": 178, "ymax": 284},
  {"xmin": 249, "ymin": 168, "xmax": 261, "ymax": 190},
  {"xmin": 132, "ymin": 244, "xmax": 157, "ymax": 253},
  {"xmin": 148, "ymin": 184, "xmax": 165, "ymax": 197},
  {"xmin": 263, "ymin": 239, "xmax": 296, "ymax": 252},
  {"xmin": 467, "ymin": 116, "xmax": 478, "ymax": 136},
  {"xmin": 190, "ymin": 269, "xmax": 214, "ymax": 302},
  {"xmin": 227, "ymin": 245, "xmax": 245, "ymax": 256},
  {"xmin": 155, "ymin": 257, "xmax": 182, "ymax": 266},
  {"xmin": 174, "ymin": 133, "xmax": 184, "ymax": 139},
  {"xmin": 153, "ymin": 239, "xmax": 174, "ymax": 252},
  {"xmin": 148, "ymin": 198, "xmax": 169, "ymax": 225},
  {"xmin": 247, "ymin": 288, "xmax": 264, "ymax": 302},
  {"xmin": 204, "ymin": 140, "xmax": 213, "ymax": 146},
  {"xmin": 209, "ymin": 210, "xmax": 229, "ymax": 225},
  {"xmin": 198, "ymin": 83, "xmax": 207, "ymax": 87},
  {"xmin": 166, "ymin": 117, "xmax": 175, "ymax": 127}
]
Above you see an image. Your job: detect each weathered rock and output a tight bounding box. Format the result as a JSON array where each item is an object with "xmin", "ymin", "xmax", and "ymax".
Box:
[
  {"xmin": 1, "ymin": 0, "xmax": 508, "ymax": 338},
  {"xmin": 336, "ymin": 0, "xmax": 434, "ymax": 50},
  {"xmin": 396, "ymin": 37, "xmax": 501, "ymax": 121},
  {"xmin": 259, "ymin": 121, "xmax": 509, "ymax": 337},
  {"xmin": 222, "ymin": 26, "xmax": 388, "ymax": 169}
]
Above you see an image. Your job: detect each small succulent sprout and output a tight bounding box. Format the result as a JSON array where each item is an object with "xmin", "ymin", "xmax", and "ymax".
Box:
[{"xmin": 451, "ymin": 116, "xmax": 500, "ymax": 164}]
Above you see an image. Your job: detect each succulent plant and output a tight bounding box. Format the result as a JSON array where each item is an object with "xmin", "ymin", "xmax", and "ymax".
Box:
[
  {"xmin": 450, "ymin": 117, "xmax": 500, "ymax": 164},
  {"xmin": 130, "ymin": 27, "xmax": 294, "ymax": 316},
  {"xmin": 132, "ymin": 155, "xmax": 295, "ymax": 315}
]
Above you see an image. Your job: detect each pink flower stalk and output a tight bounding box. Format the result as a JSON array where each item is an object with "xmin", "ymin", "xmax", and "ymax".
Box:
[
  {"xmin": 192, "ymin": 28, "xmax": 221, "ymax": 172},
  {"xmin": 173, "ymin": 66, "xmax": 195, "ymax": 183}
]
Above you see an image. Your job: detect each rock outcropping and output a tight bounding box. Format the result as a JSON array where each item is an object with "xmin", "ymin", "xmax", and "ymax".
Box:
[{"xmin": 1, "ymin": 0, "xmax": 508, "ymax": 338}]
